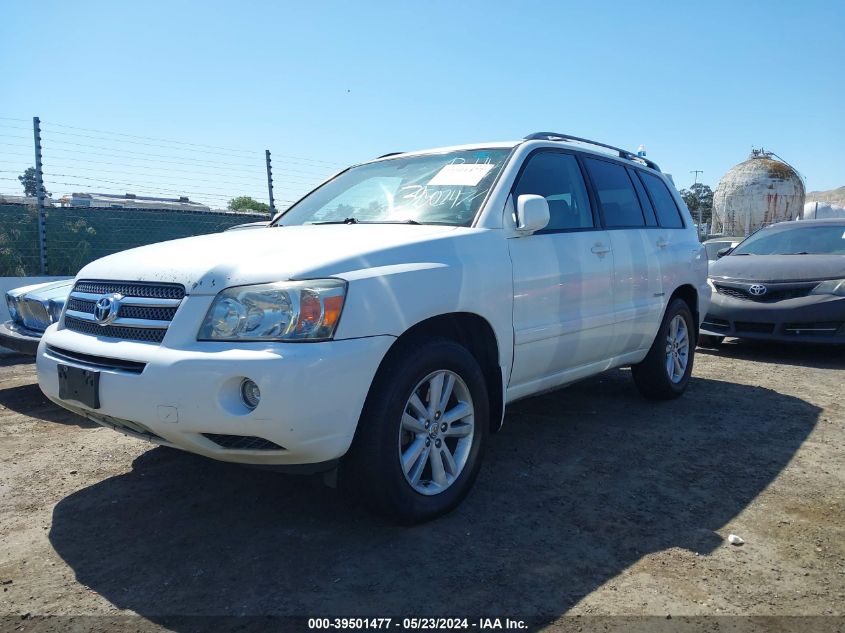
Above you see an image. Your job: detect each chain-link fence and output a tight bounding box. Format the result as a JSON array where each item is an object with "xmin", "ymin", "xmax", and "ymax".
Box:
[
  {"xmin": 0, "ymin": 204, "xmax": 40, "ymax": 276},
  {"xmin": 0, "ymin": 115, "xmax": 345, "ymax": 277},
  {"xmin": 0, "ymin": 203, "xmax": 266, "ymax": 276}
]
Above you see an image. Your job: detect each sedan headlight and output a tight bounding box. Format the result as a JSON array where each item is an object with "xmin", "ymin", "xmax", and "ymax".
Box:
[
  {"xmin": 5, "ymin": 294, "xmax": 18, "ymax": 323},
  {"xmin": 810, "ymin": 279, "xmax": 845, "ymax": 297},
  {"xmin": 198, "ymin": 280, "xmax": 347, "ymax": 341}
]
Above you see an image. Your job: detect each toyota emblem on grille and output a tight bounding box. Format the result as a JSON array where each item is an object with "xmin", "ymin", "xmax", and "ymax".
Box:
[
  {"xmin": 93, "ymin": 294, "xmax": 121, "ymax": 325},
  {"xmin": 748, "ymin": 284, "xmax": 767, "ymax": 296}
]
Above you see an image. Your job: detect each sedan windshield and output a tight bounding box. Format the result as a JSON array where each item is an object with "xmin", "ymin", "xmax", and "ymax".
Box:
[
  {"xmin": 731, "ymin": 224, "xmax": 845, "ymax": 256},
  {"xmin": 277, "ymin": 149, "xmax": 511, "ymax": 227}
]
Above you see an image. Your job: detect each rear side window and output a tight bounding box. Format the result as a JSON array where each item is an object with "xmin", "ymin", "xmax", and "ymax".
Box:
[
  {"xmin": 627, "ymin": 167, "xmax": 657, "ymax": 226},
  {"xmin": 513, "ymin": 151, "xmax": 594, "ymax": 231},
  {"xmin": 582, "ymin": 157, "xmax": 645, "ymax": 227},
  {"xmin": 639, "ymin": 171, "xmax": 684, "ymax": 228}
]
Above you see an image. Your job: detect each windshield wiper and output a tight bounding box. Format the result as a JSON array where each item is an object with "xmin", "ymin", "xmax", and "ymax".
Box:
[
  {"xmin": 311, "ymin": 218, "xmax": 359, "ymax": 225},
  {"xmin": 310, "ymin": 218, "xmax": 423, "ymax": 226}
]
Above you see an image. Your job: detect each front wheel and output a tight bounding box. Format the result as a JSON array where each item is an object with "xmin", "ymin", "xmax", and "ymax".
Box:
[
  {"xmin": 631, "ymin": 298, "xmax": 695, "ymax": 400},
  {"xmin": 341, "ymin": 338, "xmax": 489, "ymax": 523}
]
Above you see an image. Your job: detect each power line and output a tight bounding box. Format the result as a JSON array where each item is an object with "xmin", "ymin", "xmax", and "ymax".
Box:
[
  {"xmin": 44, "ymin": 121, "xmax": 346, "ymax": 167},
  {"xmin": 43, "ymin": 170, "xmax": 315, "ymax": 195}
]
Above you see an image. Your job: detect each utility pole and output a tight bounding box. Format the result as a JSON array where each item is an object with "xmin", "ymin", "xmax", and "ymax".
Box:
[
  {"xmin": 33, "ymin": 116, "xmax": 47, "ymax": 275},
  {"xmin": 690, "ymin": 170, "xmax": 704, "ymax": 240},
  {"xmin": 265, "ymin": 150, "xmax": 276, "ymax": 217}
]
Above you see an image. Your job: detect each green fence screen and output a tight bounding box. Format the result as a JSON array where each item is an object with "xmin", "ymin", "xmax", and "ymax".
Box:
[{"xmin": 0, "ymin": 204, "xmax": 267, "ymax": 276}]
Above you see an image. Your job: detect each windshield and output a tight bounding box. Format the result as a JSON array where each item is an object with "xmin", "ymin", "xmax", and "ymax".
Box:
[
  {"xmin": 731, "ymin": 224, "xmax": 845, "ymax": 255},
  {"xmin": 277, "ymin": 149, "xmax": 511, "ymax": 227}
]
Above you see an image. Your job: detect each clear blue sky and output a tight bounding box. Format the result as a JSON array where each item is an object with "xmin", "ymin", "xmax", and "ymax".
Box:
[{"xmin": 2, "ymin": 0, "xmax": 843, "ymax": 208}]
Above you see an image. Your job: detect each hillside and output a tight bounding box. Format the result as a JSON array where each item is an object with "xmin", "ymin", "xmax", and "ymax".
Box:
[{"xmin": 806, "ymin": 185, "xmax": 845, "ymax": 206}]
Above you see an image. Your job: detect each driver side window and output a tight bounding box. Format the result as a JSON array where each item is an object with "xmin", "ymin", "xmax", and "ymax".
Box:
[{"xmin": 513, "ymin": 152, "xmax": 594, "ymax": 231}]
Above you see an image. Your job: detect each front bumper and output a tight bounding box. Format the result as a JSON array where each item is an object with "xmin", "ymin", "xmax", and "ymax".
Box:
[
  {"xmin": 37, "ymin": 325, "xmax": 395, "ymax": 466},
  {"xmin": 0, "ymin": 321, "xmax": 42, "ymax": 355},
  {"xmin": 701, "ymin": 292, "xmax": 845, "ymax": 344}
]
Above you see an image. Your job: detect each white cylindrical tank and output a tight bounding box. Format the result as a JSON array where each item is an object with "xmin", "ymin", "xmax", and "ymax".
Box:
[
  {"xmin": 712, "ymin": 150, "xmax": 805, "ymax": 236},
  {"xmin": 802, "ymin": 201, "xmax": 845, "ymax": 220}
]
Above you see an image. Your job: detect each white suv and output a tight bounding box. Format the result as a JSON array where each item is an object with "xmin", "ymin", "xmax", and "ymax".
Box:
[{"xmin": 37, "ymin": 133, "xmax": 710, "ymax": 522}]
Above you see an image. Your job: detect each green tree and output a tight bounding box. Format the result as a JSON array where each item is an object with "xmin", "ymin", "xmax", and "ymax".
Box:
[
  {"xmin": 228, "ymin": 196, "xmax": 270, "ymax": 214},
  {"xmin": 18, "ymin": 167, "xmax": 50, "ymax": 198},
  {"xmin": 680, "ymin": 183, "xmax": 714, "ymax": 225}
]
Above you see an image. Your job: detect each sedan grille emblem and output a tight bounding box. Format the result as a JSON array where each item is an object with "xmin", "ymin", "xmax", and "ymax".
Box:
[
  {"xmin": 93, "ymin": 294, "xmax": 121, "ymax": 325},
  {"xmin": 748, "ymin": 284, "xmax": 767, "ymax": 296}
]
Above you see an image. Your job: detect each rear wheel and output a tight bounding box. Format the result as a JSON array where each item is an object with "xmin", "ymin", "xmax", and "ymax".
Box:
[
  {"xmin": 632, "ymin": 298, "xmax": 695, "ymax": 400},
  {"xmin": 698, "ymin": 334, "xmax": 724, "ymax": 349},
  {"xmin": 341, "ymin": 338, "xmax": 488, "ymax": 523}
]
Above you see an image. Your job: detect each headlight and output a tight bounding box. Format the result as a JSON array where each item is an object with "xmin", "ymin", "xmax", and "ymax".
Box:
[
  {"xmin": 5, "ymin": 294, "xmax": 18, "ymax": 322},
  {"xmin": 198, "ymin": 280, "xmax": 347, "ymax": 341},
  {"xmin": 47, "ymin": 299, "xmax": 64, "ymax": 324},
  {"xmin": 707, "ymin": 278, "xmax": 716, "ymax": 292},
  {"xmin": 810, "ymin": 279, "xmax": 845, "ymax": 297}
]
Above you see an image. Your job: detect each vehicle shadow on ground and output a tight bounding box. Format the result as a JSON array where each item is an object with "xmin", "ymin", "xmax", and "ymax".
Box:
[
  {"xmin": 48, "ymin": 369, "xmax": 820, "ymax": 624},
  {"xmin": 0, "ymin": 382, "xmax": 98, "ymax": 429},
  {"xmin": 0, "ymin": 352, "xmax": 37, "ymax": 369},
  {"xmin": 698, "ymin": 339, "xmax": 845, "ymax": 370}
]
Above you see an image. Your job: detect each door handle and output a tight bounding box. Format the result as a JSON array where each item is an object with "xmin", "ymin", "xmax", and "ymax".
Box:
[
  {"xmin": 591, "ymin": 243, "xmax": 611, "ymax": 255},
  {"xmin": 656, "ymin": 237, "xmax": 669, "ymax": 249}
]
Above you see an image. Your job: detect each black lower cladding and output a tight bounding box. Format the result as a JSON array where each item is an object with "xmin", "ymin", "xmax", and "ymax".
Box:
[
  {"xmin": 203, "ymin": 433, "xmax": 284, "ymax": 451},
  {"xmin": 58, "ymin": 364, "xmax": 100, "ymax": 409}
]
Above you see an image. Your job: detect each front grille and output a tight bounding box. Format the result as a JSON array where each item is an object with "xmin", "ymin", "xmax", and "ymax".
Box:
[
  {"xmin": 715, "ymin": 285, "xmax": 747, "ymax": 300},
  {"xmin": 65, "ymin": 315, "xmax": 166, "ymax": 343},
  {"xmin": 735, "ymin": 321, "xmax": 775, "ymax": 334},
  {"xmin": 18, "ymin": 298, "xmax": 52, "ymax": 332},
  {"xmin": 715, "ymin": 283, "xmax": 814, "ymax": 303},
  {"xmin": 73, "ymin": 280, "xmax": 185, "ymax": 300},
  {"xmin": 66, "ymin": 298, "xmax": 95, "ymax": 314},
  {"xmin": 203, "ymin": 434, "xmax": 285, "ymax": 451},
  {"xmin": 66, "ymin": 298, "xmax": 176, "ymax": 321},
  {"xmin": 64, "ymin": 279, "xmax": 185, "ymax": 344},
  {"xmin": 46, "ymin": 345, "xmax": 147, "ymax": 374}
]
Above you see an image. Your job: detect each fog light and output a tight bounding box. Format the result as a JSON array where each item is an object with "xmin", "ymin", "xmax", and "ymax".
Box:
[{"xmin": 240, "ymin": 379, "xmax": 261, "ymax": 409}]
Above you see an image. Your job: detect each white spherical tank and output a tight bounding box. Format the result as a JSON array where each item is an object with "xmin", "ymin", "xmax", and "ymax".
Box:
[{"xmin": 712, "ymin": 150, "xmax": 805, "ymax": 236}]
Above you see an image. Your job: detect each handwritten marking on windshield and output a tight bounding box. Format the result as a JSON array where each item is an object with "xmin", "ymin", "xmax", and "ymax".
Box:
[{"xmin": 398, "ymin": 184, "xmax": 488, "ymax": 209}]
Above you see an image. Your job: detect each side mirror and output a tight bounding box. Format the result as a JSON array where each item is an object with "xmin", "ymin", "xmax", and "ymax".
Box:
[
  {"xmin": 716, "ymin": 247, "xmax": 731, "ymax": 258},
  {"xmin": 515, "ymin": 195, "xmax": 549, "ymax": 235}
]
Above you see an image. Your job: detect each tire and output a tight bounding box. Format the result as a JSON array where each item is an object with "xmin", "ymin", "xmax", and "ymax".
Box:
[
  {"xmin": 631, "ymin": 298, "xmax": 695, "ymax": 400},
  {"xmin": 698, "ymin": 334, "xmax": 724, "ymax": 349},
  {"xmin": 340, "ymin": 337, "xmax": 489, "ymax": 523}
]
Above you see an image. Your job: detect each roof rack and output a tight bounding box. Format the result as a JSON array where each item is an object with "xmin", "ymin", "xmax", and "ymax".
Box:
[
  {"xmin": 377, "ymin": 151, "xmax": 404, "ymax": 159},
  {"xmin": 523, "ymin": 132, "xmax": 661, "ymax": 172}
]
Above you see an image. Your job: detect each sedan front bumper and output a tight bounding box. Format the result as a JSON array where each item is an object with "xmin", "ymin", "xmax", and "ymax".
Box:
[
  {"xmin": 0, "ymin": 321, "xmax": 42, "ymax": 355},
  {"xmin": 701, "ymin": 292, "xmax": 845, "ymax": 344}
]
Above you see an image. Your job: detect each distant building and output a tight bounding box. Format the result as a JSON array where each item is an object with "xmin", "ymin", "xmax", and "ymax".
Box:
[
  {"xmin": 57, "ymin": 192, "xmax": 211, "ymax": 212},
  {"xmin": 0, "ymin": 194, "xmax": 53, "ymax": 206}
]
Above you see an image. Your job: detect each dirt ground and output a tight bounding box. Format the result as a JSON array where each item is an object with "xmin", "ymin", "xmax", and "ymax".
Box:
[{"xmin": 0, "ymin": 340, "xmax": 843, "ymax": 631}]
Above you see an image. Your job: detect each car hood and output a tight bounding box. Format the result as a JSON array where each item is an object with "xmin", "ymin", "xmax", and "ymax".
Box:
[
  {"xmin": 75, "ymin": 224, "xmax": 464, "ymax": 295},
  {"xmin": 710, "ymin": 254, "xmax": 845, "ymax": 283},
  {"xmin": 10, "ymin": 279, "xmax": 74, "ymax": 301}
]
